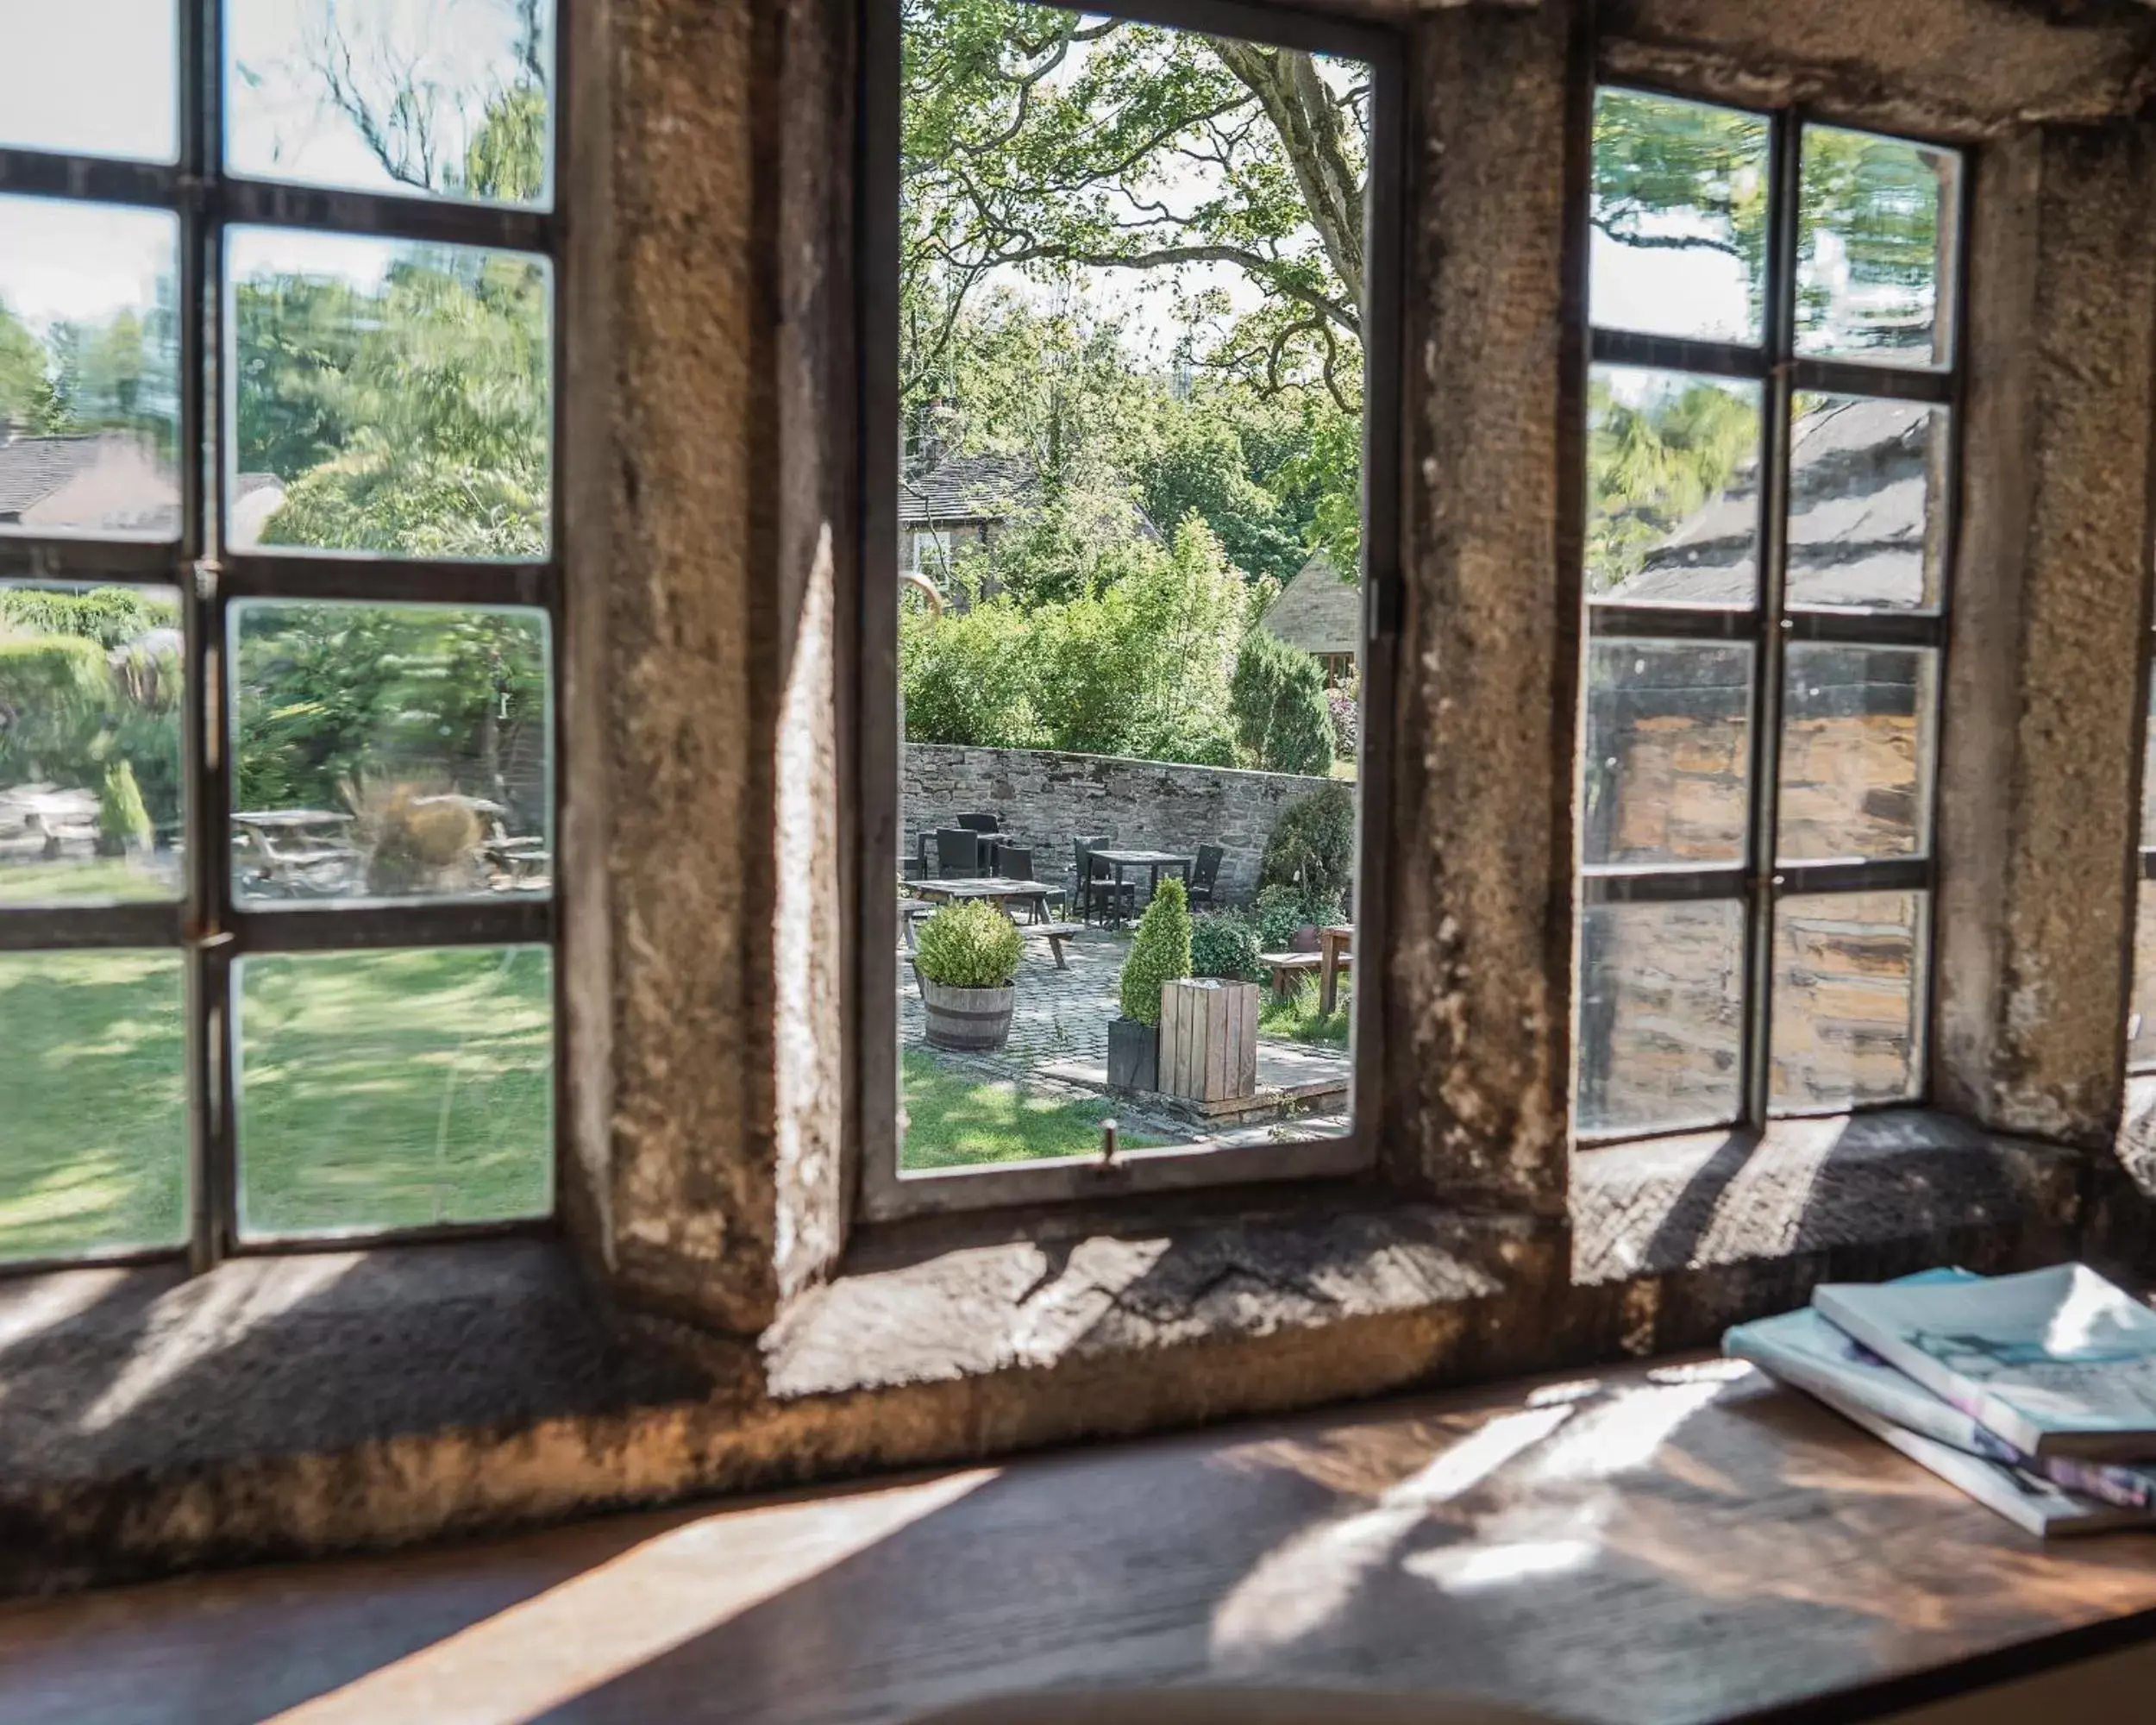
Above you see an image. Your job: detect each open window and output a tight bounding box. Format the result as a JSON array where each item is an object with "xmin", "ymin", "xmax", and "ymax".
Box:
[
  {"xmin": 1576, "ymin": 88, "xmax": 1963, "ymax": 1142},
  {"xmin": 0, "ymin": 0, "xmax": 562, "ymax": 1271},
  {"xmin": 856, "ymin": 0, "xmax": 1402, "ymax": 1217}
]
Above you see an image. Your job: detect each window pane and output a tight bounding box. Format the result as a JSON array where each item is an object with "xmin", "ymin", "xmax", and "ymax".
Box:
[
  {"xmin": 1786, "ymin": 396, "xmax": 1947, "ymax": 612},
  {"xmin": 1586, "ymin": 367, "xmax": 1761, "ymax": 606},
  {"xmin": 1583, "ymin": 640, "xmax": 1750, "ymax": 869},
  {"xmin": 237, "ymin": 945, "xmax": 553, "ymax": 1238},
  {"xmin": 229, "ymin": 229, "xmax": 552, "ymax": 559},
  {"xmin": 224, "ymin": 0, "xmax": 554, "ymax": 210},
  {"xmin": 0, "ymin": 198, "xmax": 182, "ymax": 539},
  {"xmin": 1770, "ymin": 889, "xmax": 1923, "ymax": 1112},
  {"xmin": 1777, "ymin": 644, "xmax": 1935, "ymax": 863},
  {"xmin": 230, "ymin": 600, "xmax": 551, "ymax": 904},
  {"xmin": 1576, "ymin": 898, "xmax": 1745, "ymax": 1138},
  {"xmin": 896, "ymin": 0, "xmax": 1369, "ymax": 1173},
  {"xmin": 1589, "ymin": 89, "xmax": 1768, "ymax": 346},
  {"xmin": 0, "ymin": 581, "xmax": 185, "ymax": 905},
  {"xmin": 1, "ymin": 0, "xmax": 177, "ymax": 162},
  {"xmin": 0, "ymin": 950, "xmax": 185, "ymax": 1262},
  {"xmin": 1796, "ymin": 125, "xmax": 1958, "ymax": 369}
]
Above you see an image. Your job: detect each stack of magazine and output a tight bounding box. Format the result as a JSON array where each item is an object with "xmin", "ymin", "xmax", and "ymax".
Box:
[{"xmin": 1724, "ymin": 1263, "xmax": 2156, "ymax": 1536}]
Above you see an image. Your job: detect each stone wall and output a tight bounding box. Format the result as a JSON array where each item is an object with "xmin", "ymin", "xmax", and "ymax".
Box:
[{"xmin": 903, "ymin": 743, "xmax": 1337, "ymax": 906}]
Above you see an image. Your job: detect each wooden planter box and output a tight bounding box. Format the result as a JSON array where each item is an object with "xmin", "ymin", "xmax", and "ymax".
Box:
[
  {"xmin": 1106, "ymin": 1015, "xmax": 1158, "ymax": 1093},
  {"xmin": 1158, "ymin": 977, "xmax": 1259, "ymax": 1105}
]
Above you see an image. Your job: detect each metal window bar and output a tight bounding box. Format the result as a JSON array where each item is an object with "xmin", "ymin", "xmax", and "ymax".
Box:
[
  {"xmin": 0, "ymin": 1, "xmax": 567, "ymax": 1276},
  {"xmin": 853, "ymin": 0, "xmax": 1406, "ymax": 1220},
  {"xmin": 1579, "ymin": 90, "xmax": 1965, "ymax": 1141}
]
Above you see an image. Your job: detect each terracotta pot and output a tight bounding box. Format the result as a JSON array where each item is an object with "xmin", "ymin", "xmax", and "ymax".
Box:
[
  {"xmin": 1288, "ymin": 923, "xmax": 1322, "ymax": 953},
  {"xmin": 918, "ymin": 976, "xmax": 1016, "ymax": 1051}
]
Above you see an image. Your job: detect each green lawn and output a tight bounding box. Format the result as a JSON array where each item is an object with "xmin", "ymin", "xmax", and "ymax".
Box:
[
  {"xmin": 0, "ymin": 945, "xmax": 553, "ymax": 1263},
  {"xmin": 901, "ymin": 1047, "xmax": 1168, "ymax": 1170},
  {"xmin": 0, "ymin": 856, "xmax": 179, "ymax": 905}
]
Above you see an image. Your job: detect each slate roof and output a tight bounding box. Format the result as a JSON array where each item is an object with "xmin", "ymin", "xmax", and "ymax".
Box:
[
  {"xmin": 0, "ymin": 436, "xmax": 105, "ymax": 518},
  {"xmin": 898, "ymin": 452, "xmax": 1037, "ymax": 527},
  {"xmin": 1259, "ymin": 551, "xmax": 1360, "ymax": 657},
  {"xmin": 1609, "ymin": 397, "xmax": 1937, "ymax": 610}
]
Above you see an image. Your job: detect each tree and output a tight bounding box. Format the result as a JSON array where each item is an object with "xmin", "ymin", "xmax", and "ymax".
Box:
[
  {"xmin": 1586, "ymin": 375, "xmax": 1758, "ymax": 591},
  {"xmin": 1229, "ymin": 629, "xmax": 1332, "ymax": 775}
]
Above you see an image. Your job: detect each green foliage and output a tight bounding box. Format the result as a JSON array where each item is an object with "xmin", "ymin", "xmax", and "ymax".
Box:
[
  {"xmin": 96, "ymin": 762, "xmax": 153, "ymax": 856},
  {"xmin": 1259, "ymin": 978, "xmax": 1351, "ymax": 1047},
  {"xmin": 1259, "ymin": 782, "xmax": 1356, "ymax": 904},
  {"xmin": 914, "ymin": 899, "xmax": 1025, "ymax": 988},
  {"xmin": 1118, "ymin": 875, "xmax": 1191, "ymax": 1027},
  {"xmin": 0, "ymin": 586, "xmax": 175, "ymax": 649},
  {"xmin": 1230, "ymin": 630, "xmax": 1333, "ymax": 775},
  {"xmin": 1190, "ymin": 910, "xmax": 1263, "ymax": 982},
  {"xmin": 1252, "ymin": 880, "xmax": 1342, "ymax": 949},
  {"xmin": 0, "ymin": 301, "xmax": 64, "ymax": 433}
]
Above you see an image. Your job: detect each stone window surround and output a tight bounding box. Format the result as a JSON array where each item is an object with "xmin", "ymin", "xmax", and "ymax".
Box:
[{"xmin": 13, "ymin": 0, "xmax": 2156, "ymax": 1590}]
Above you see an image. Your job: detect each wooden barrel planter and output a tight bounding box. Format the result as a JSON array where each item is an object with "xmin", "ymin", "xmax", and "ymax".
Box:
[{"xmin": 918, "ymin": 977, "xmax": 1016, "ymax": 1051}]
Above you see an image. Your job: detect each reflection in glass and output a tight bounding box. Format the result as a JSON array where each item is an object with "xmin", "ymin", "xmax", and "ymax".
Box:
[
  {"xmin": 237, "ymin": 945, "xmax": 554, "ymax": 1238},
  {"xmin": 1576, "ymin": 898, "xmax": 1745, "ymax": 1138},
  {"xmin": 1777, "ymin": 644, "xmax": 1935, "ymax": 862},
  {"xmin": 0, "ymin": 582, "xmax": 185, "ymax": 905},
  {"xmin": 228, "ymin": 229, "xmax": 552, "ymax": 559},
  {"xmin": 0, "ymin": 950, "xmax": 185, "ymax": 1262},
  {"xmin": 1586, "ymin": 367, "xmax": 1762, "ymax": 605},
  {"xmin": 1770, "ymin": 890, "xmax": 1923, "ymax": 1112},
  {"xmin": 1784, "ymin": 395, "xmax": 1947, "ymax": 611},
  {"xmin": 1797, "ymin": 125, "xmax": 1958, "ymax": 368},
  {"xmin": 1589, "ymin": 89, "xmax": 1768, "ymax": 346},
  {"xmin": 229, "ymin": 600, "xmax": 551, "ymax": 903},
  {"xmin": 0, "ymin": 198, "xmax": 182, "ymax": 538},
  {"xmin": 1583, "ymin": 641, "xmax": 1750, "ymax": 869},
  {"xmin": 1, "ymin": 0, "xmax": 178, "ymax": 162},
  {"xmin": 224, "ymin": 0, "xmax": 554, "ymax": 209}
]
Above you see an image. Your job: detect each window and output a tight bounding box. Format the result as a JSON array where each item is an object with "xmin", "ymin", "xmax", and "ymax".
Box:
[
  {"xmin": 857, "ymin": 0, "xmax": 1401, "ymax": 1215},
  {"xmin": 0, "ymin": 1, "xmax": 561, "ymax": 1269},
  {"xmin": 1576, "ymin": 88, "xmax": 1962, "ymax": 1141}
]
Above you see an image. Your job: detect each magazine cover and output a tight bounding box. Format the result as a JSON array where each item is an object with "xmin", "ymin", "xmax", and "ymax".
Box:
[{"xmin": 1814, "ymin": 1264, "xmax": 2156, "ymax": 1460}]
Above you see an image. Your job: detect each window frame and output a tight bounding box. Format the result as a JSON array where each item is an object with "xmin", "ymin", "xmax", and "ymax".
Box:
[
  {"xmin": 851, "ymin": 0, "xmax": 1405, "ymax": 1220},
  {"xmin": 0, "ymin": 0, "xmax": 568, "ymax": 1275},
  {"xmin": 1576, "ymin": 84, "xmax": 1971, "ymax": 1143}
]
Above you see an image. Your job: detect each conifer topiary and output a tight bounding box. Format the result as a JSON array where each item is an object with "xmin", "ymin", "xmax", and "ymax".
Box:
[{"xmin": 1118, "ymin": 875, "xmax": 1192, "ymax": 1027}]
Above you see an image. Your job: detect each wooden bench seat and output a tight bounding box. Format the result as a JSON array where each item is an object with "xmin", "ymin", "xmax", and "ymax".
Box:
[
  {"xmin": 1023, "ymin": 921, "xmax": 1084, "ymax": 969},
  {"xmin": 1257, "ymin": 950, "xmax": 1351, "ymax": 997}
]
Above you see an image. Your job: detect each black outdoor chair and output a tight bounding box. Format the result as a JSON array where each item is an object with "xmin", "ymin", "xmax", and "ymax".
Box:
[
  {"xmin": 991, "ymin": 846, "xmax": 1057, "ymax": 920},
  {"xmin": 933, "ymin": 827, "xmax": 983, "ymax": 879},
  {"xmin": 1187, "ymin": 844, "xmax": 1225, "ymax": 907},
  {"xmin": 1073, "ymin": 834, "xmax": 1135, "ymax": 925},
  {"xmin": 956, "ymin": 812, "xmax": 1002, "ymax": 835}
]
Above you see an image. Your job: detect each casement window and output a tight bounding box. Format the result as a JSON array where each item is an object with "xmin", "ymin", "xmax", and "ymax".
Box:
[
  {"xmin": 856, "ymin": 0, "xmax": 1402, "ymax": 1216},
  {"xmin": 1576, "ymin": 87, "xmax": 1963, "ymax": 1141},
  {"xmin": 0, "ymin": 0, "xmax": 561, "ymax": 1271}
]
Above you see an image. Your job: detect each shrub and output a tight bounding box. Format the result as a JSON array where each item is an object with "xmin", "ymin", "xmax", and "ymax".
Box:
[
  {"xmin": 1229, "ymin": 630, "xmax": 1332, "ymax": 775},
  {"xmin": 1253, "ymin": 881, "xmax": 1344, "ymax": 949},
  {"xmin": 914, "ymin": 899, "xmax": 1024, "ymax": 989},
  {"xmin": 349, "ymin": 777, "xmax": 485, "ymax": 895},
  {"xmin": 1259, "ymin": 781, "xmax": 1356, "ymax": 904},
  {"xmin": 96, "ymin": 761, "xmax": 154, "ymax": 854},
  {"xmin": 1190, "ymin": 910, "xmax": 1263, "ymax": 982},
  {"xmin": 1117, "ymin": 875, "xmax": 1191, "ymax": 1026}
]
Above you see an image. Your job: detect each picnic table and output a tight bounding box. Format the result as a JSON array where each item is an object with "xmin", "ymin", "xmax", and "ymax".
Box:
[
  {"xmin": 1088, "ymin": 848, "xmax": 1193, "ymax": 927},
  {"xmin": 231, "ymin": 809, "xmax": 360, "ymax": 897},
  {"xmin": 915, "ymin": 875, "xmax": 1058, "ymax": 924}
]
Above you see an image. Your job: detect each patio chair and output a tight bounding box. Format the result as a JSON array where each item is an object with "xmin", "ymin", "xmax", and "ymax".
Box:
[
  {"xmin": 1187, "ymin": 844, "xmax": 1225, "ymax": 907},
  {"xmin": 956, "ymin": 812, "xmax": 1002, "ymax": 835},
  {"xmin": 1073, "ymin": 834, "xmax": 1135, "ymax": 925},
  {"xmin": 933, "ymin": 827, "xmax": 983, "ymax": 879},
  {"xmin": 988, "ymin": 847, "xmax": 1061, "ymax": 920}
]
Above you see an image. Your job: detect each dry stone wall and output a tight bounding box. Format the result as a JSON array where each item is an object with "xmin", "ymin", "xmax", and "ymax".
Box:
[{"xmin": 903, "ymin": 743, "xmax": 1336, "ymax": 907}]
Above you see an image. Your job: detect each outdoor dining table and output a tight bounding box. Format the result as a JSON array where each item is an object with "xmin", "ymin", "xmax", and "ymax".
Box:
[
  {"xmin": 1088, "ymin": 849, "xmax": 1194, "ymax": 927},
  {"xmin": 914, "ymin": 875, "xmax": 1057, "ymax": 924}
]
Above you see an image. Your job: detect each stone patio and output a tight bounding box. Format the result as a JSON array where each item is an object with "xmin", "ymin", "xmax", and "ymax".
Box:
[{"xmin": 899, "ymin": 925, "xmax": 1352, "ymax": 1149}]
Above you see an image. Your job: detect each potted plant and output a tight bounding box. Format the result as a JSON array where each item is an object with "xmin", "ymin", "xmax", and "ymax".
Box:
[
  {"xmin": 1166, "ymin": 911, "xmax": 1263, "ymax": 1103},
  {"xmin": 913, "ymin": 899, "xmax": 1024, "ymax": 1052},
  {"xmin": 1108, "ymin": 876, "xmax": 1191, "ymax": 1093}
]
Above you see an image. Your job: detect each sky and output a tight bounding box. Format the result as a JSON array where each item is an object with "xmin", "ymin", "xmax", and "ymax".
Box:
[{"xmin": 0, "ymin": 0, "xmax": 546, "ymax": 328}]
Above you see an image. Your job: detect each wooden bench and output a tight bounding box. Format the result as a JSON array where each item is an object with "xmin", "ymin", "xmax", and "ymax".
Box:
[
  {"xmin": 1258, "ymin": 950, "xmax": 1326, "ymax": 997},
  {"xmin": 1023, "ymin": 921, "xmax": 1084, "ymax": 969}
]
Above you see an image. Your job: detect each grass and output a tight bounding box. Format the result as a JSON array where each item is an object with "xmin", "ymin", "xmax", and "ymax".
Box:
[
  {"xmin": 0, "ymin": 856, "xmax": 180, "ymax": 905},
  {"xmin": 1258, "ymin": 978, "xmax": 1352, "ymax": 1048},
  {"xmin": 0, "ymin": 945, "xmax": 553, "ymax": 1263},
  {"xmin": 900, "ymin": 1047, "xmax": 1168, "ymax": 1170}
]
